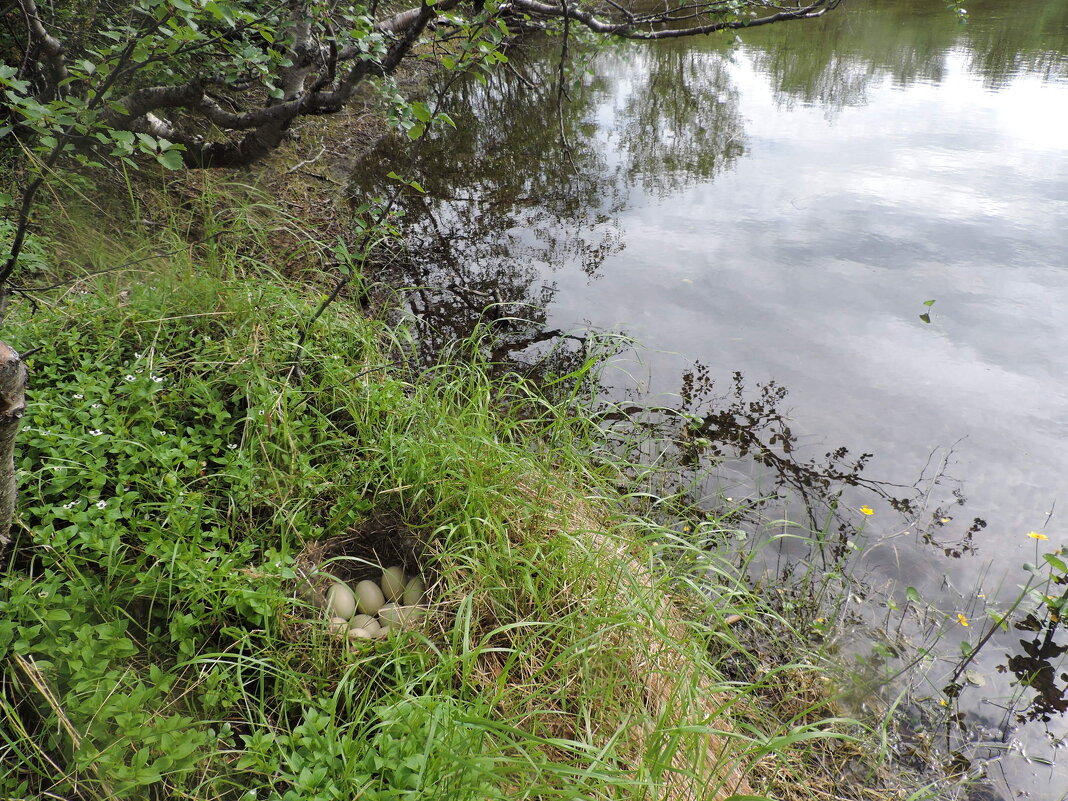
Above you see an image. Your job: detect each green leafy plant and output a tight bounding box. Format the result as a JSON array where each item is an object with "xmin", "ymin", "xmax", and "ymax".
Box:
[{"xmin": 919, "ymin": 299, "xmax": 935, "ymax": 324}]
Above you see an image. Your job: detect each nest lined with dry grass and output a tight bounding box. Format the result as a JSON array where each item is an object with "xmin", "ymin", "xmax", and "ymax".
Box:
[{"xmin": 292, "ymin": 511, "xmax": 428, "ymax": 609}]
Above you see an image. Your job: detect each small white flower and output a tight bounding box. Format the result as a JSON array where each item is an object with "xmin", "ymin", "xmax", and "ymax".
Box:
[
  {"xmin": 91, "ymin": 403, "xmax": 101, "ymax": 409},
  {"xmin": 90, "ymin": 429, "xmax": 103, "ymax": 436},
  {"xmin": 73, "ymin": 394, "xmax": 84, "ymax": 400},
  {"xmin": 228, "ymin": 443, "xmax": 238, "ymax": 450},
  {"xmin": 134, "ymin": 352, "xmax": 143, "ymax": 359},
  {"xmin": 258, "ymin": 410, "xmax": 265, "ymax": 416},
  {"xmin": 152, "ymin": 375, "xmax": 164, "ymax": 383},
  {"xmin": 135, "ymin": 368, "xmax": 143, "ymax": 374},
  {"xmin": 125, "ymin": 374, "xmax": 135, "ymax": 381},
  {"xmin": 96, "ymin": 500, "xmax": 107, "ymax": 509},
  {"xmin": 63, "ymin": 501, "xmax": 75, "ymax": 509}
]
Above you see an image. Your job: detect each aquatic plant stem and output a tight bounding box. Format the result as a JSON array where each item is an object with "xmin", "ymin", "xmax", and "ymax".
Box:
[{"xmin": 950, "ymin": 580, "xmax": 1035, "ymax": 685}]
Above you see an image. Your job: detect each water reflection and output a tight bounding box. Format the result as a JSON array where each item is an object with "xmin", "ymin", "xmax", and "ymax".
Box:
[
  {"xmin": 737, "ymin": 0, "xmax": 1068, "ymax": 106},
  {"xmin": 598, "ymin": 45, "xmax": 746, "ymax": 197},
  {"xmin": 350, "ymin": 38, "xmax": 750, "ymax": 359},
  {"xmin": 1006, "ymin": 614, "xmax": 1068, "ymax": 724}
]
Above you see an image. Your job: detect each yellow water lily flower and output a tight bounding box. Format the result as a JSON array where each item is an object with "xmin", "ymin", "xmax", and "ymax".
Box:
[
  {"xmin": 1028, "ymin": 531, "xmax": 1049, "ymax": 541},
  {"xmin": 957, "ymin": 613, "xmax": 969, "ymax": 627},
  {"xmin": 859, "ymin": 505, "xmax": 874, "ymax": 516}
]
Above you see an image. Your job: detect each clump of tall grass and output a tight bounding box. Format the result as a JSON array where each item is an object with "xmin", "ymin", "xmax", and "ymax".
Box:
[{"xmin": 0, "ymin": 188, "xmax": 913, "ymax": 801}]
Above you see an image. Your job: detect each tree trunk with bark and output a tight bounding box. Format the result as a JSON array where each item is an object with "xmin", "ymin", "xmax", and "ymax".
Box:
[{"xmin": 0, "ymin": 341, "xmax": 27, "ymax": 561}]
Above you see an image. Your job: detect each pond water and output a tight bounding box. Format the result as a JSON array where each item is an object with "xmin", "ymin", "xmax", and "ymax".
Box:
[{"xmin": 349, "ymin": 0, "xmax": 1068, "ymax": 796}]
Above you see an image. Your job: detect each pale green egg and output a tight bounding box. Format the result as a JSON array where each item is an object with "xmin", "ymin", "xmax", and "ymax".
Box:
[
  {"xmin": 379, "ymin": 603, "xmax": 422, "ymax": 628},
  {"xmin": 402, "ymin": 576, "xmax": 425, "ymax": 606},
  {"xmin": 326, "ymin": 583, "xmax": 357, "ymax": 620},
  {"xmin": 350, "ymin": 613, "xmax": 377, "ymax": 631},
  {"xmin": 355, "ymin": 580, "xmax": 385, "ymax": 615},
  {"xmin": 378, "ymin": 602, "xmax": 401, "ymax": 627},
  {"xmin": 347, "ymin": 627, "xmax": 373, "ymax": 640},
  {"xmin": 381, "ymin": 566, "xmax": 406, "ymax": 601}
]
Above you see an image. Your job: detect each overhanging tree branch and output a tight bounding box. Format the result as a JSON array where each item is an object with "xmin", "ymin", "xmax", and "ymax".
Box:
[
  {"xmin": 506, "ymin": 0, "xmax": 841, "ymax": 40},
  {"xmin": 16, "ymin": 0, "xmax": 67, "ymax": 89}
]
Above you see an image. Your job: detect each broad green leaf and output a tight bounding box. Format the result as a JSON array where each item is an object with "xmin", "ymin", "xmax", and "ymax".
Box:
[
  {"xmin": 1043, "ymin": 553, "xmax": 1067, "ymax": 573},
  {"xmin": 985, "ymin": 609, "xmax": 1009, "ymax": 631},
  {"xmin": 906, "ymin": 586, "xmax": 922, "ymax": 603},
  {"xmin": 963, "ymin": 669, "xmax": 986, "ymax": 687},
  {"xmin": 157, "ymin": 149, "xmax": 185, "ymax": 170},
  {"xmin": 410, "ymin": 102, "xmax": 432, "ymax": 123}
]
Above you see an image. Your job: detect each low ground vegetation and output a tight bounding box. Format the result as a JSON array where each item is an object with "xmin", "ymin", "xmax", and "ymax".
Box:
[{"xmin": 0, "ymin": 184, "xmax": 920, "ymax": 800}]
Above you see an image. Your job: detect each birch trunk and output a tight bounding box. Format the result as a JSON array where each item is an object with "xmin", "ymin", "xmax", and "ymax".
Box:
[{"xmin": 0, "ymin": 341, "xmax": 27, "ymax": 559}]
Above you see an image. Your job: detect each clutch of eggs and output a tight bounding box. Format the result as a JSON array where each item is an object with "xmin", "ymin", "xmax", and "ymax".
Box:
[{"xmin": 321, "ymin": 566, "xmax": 426, "ymax": 642}]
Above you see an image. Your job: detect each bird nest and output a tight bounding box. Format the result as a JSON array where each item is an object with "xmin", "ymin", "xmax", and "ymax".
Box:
[{"xmin": 287, "ymin": 510, "xmax": 429, "ymax": 635}]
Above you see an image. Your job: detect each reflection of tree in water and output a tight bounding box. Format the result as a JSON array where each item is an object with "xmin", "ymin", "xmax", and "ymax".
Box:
[
  {"xmin": 350, "ymin": 43, "xmax": 613, "ymax": 363},
  {"xmin": 598, "ymin": 361, "xmax": 982, "ymax": 568},
  {"xmin": 348, "ymin": 36, "xmax": 749, "ymax": 360},
  {"xmin": 598, "ymin": 44, "xmax": 746, "ymax": 198},
  {"xmin": 1001, "ymin": 613, "xmax": 1068, "ymax": 725},
  {"xmin": 734, "ymin": 0, "xmax": 1068, "ymax": 108}
]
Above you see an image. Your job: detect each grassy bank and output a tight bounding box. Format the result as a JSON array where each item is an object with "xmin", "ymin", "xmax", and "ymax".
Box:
[{"xmin": 0, "ymin": 186, "xmax": 910, "ymax": 801}]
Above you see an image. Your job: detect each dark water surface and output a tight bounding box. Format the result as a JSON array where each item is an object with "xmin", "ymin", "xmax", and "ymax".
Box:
[{"xmin": 350, "ymin": 0, "xmax": 1068, "ymax": 796}]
